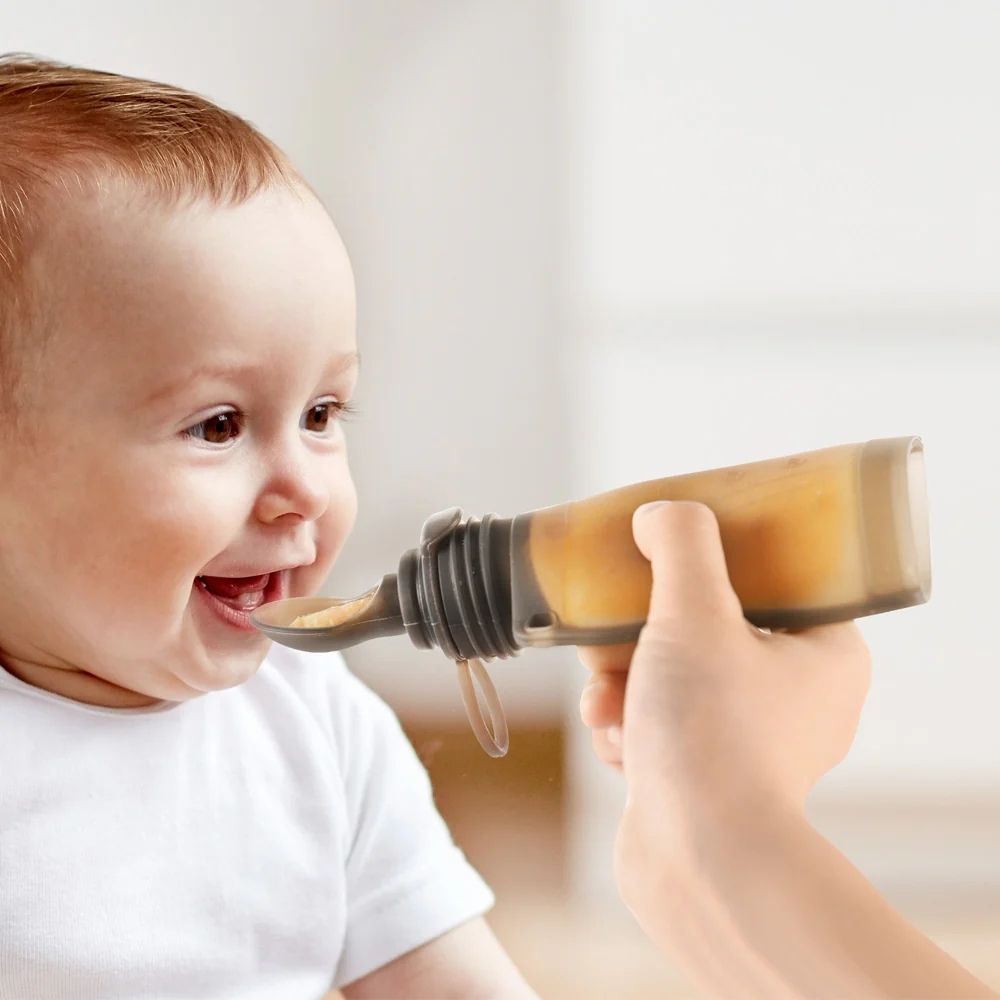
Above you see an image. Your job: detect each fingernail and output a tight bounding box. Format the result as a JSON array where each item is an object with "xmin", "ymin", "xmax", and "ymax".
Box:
[
  {"xmin": 606, "ymin": 725, "xmax": 622, "ymax": 746},
  {"xmin": 635, "ymin": 501, "xmax": 669, "ymax": 519}
]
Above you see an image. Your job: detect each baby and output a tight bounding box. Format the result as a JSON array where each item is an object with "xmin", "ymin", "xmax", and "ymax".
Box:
[{"xmin": 0, "ymin": 56, "xmax": 534, "ymax": 998}]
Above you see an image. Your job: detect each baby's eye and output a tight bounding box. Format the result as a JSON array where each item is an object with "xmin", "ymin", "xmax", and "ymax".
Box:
[
  {"xmin": 184, "ymin": 410, "xmax": 243, "ymax": 445},
  {"xmin": 301, "ymin": 399, "xmax": 348, "ymax": 434}
]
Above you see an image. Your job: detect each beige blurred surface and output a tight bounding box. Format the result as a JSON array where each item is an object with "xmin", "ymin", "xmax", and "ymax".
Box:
[
  {"xmin": 487, "ymin": 892, "xmax": 1000, "ymax": 1000},
  {"xmin": 373, "ymin": 725, "xmax": 1000, "ymax": 999}
]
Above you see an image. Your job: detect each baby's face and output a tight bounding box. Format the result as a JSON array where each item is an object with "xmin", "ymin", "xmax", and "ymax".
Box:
[{"xmin": 0, "ymin": 183, "xmax": 359, "ymax": 703}]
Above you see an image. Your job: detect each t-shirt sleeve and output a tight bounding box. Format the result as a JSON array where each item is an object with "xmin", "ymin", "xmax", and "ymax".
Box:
[{"xmin": 326, "ymin": 657, "xmax": 494, "ymax": 988}]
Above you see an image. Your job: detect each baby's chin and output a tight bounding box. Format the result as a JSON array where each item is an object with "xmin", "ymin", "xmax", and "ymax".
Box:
[{"xmin": 163, "ymin": 640, "xmax": 271, "ymax": 700}]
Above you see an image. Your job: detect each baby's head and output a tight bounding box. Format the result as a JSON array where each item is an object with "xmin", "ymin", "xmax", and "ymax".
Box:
[{"xmin": 0, "ymin": 56, "xmax": 359, "ymax": 706}]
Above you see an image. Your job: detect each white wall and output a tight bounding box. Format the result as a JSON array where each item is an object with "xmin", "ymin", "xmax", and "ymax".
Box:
[
  {"xmin": 565, "ymin": 0, "xmax": 1000, "ymax": 313},
  {"xmin": 562, "ymin": 0, "xmax": 1000, "ymax": 902}
]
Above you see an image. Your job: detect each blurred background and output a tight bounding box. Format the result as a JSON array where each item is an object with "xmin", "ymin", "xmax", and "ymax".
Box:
[{"xmin": 5, "ymin": 1, "xmax": 999, "ymax": 995}]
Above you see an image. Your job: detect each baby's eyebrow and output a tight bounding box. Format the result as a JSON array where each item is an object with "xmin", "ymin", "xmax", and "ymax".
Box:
[{"xmin": 144, "ymin": 352, "xmax": 360, "ymax": 406}]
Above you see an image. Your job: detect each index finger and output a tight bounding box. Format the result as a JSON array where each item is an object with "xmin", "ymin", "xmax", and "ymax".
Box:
[{"xmin": 576, "ymin": 641, "xmax": 637, "ymax": 676}]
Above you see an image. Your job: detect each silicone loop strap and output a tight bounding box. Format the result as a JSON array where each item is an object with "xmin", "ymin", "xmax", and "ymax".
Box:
[{"xmin": 456, "ymin": 658, "xmax": 509, "ymax": 758}]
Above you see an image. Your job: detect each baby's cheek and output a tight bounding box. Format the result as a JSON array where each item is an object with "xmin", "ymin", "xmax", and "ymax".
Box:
[
  {"xmin": 306, "ymin": 474, "xmax": 357, "ymax": 587},
  {"xmin": 102, "ymin": 490, "xmax": 228, "ymax": 610},
  {"xmin": 327, "ymin": 473, "xmax": 358, "ymax": 549},
  {"xmin": 98, "ymin": 536, "xmax": 203, "ymax": 633}
]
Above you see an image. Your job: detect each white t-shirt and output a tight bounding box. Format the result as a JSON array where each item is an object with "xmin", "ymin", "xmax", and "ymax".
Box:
[{"xmin": 0, "ymin": 645, "xmax": 493, "ymax": 999}]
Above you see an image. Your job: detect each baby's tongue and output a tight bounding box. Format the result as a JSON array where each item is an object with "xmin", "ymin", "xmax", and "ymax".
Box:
[{"xmin": 200, "ymin": 574, "xmax": 269, "ymax": 599}]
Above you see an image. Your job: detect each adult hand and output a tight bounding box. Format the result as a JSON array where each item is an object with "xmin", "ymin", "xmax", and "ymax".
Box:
[
  {"xmin": 577, "ymin": 503, "xmax": 996, "ymax": 998},
  {"xmin": 578, "ymin": 500, "xmax": 871, "ymax": 823}
]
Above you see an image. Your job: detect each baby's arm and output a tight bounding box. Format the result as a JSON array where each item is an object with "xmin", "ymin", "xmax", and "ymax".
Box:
[
  {"xmin": 341, "ymin": 917, "xmax": 536, "ymax": 999},
  {"xmin": 327, "ymin": 658, "xmax": 535, "ymax": 996}
]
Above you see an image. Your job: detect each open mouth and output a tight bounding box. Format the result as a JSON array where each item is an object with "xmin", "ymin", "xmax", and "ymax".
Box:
[{"xmin": 195, "ymin": 571, "xmax": 286, "ymax": 631}]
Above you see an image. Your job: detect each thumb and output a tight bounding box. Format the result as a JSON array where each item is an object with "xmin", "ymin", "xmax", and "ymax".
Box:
[{"xmin": 632, "ymin": 500, "xmax": 745, "ymax": 629}]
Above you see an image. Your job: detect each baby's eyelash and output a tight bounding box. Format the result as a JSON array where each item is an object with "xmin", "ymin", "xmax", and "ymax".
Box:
[
  {"xmin": 182, "ymin": 408, "xmax": 244, "ymax": 445},
  {"xmin": 301, "ymin": 397, "xmax": 358, "ymax": 435},
  {"xmin": 333, "ymin": 400, "xmax": 359, "ymax": 420}
]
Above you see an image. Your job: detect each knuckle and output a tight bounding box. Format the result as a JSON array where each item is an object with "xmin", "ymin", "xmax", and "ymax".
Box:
[
  {"xmin": 592, "ymin": 730, "xmax": 623, "ymax": 766},
  {"xmin": 638, "ymin": 618, "xmax": 733, "ymax": 658}
]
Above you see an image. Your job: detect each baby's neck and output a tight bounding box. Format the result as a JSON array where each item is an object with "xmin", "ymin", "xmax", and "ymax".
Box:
[{"xmin": 0, "ymin": 656, "xmax": 160, "ymax": 709}]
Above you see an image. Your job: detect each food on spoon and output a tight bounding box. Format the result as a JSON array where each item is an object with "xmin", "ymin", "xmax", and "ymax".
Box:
[{"xmin": 290, "ymin": 593, "xmax": 374, "ymax": 628}]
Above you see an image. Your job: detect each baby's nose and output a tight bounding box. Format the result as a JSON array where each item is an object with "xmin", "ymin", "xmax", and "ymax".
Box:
[{"xmin": 255, "ymin": 456, "xmax": 329, "ymax": 525}]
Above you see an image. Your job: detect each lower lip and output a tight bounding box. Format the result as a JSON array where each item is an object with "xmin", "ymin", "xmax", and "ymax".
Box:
[{"xmin": 194, "ymin": 572, "xmax": 287, "ymax": 633}]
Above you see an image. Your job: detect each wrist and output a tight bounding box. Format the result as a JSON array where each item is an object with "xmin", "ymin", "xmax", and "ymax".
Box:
[
  {"xmin": 686, "ymin": 780, "xmax": 808, "ymax": 849},
  {"xmin": 619, "ymin": 775, "xmax": 808, "ymax": 895},
  {"xmin": 616, "ymin": 785, "xmax": 813, "ymax": 961}
]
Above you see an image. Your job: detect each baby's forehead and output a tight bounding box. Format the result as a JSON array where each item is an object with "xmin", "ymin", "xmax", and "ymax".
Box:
[
  {"xmin": 28, "ymin": 182, "xmax": 196, "ymax": 300},
  {"xmin": 37, "ymin": 180, "xmax": 335, "ymax": 306},
  {"xmin": 25, "ymin": 186, "xmax": 193, "ymax": 355},
  {"xmin": 38, "ymin": 172, "xmax": 314, "ymax": 257},
  {"xmin": 37, "ymin": 179, "xmax": 240, "ymax": 267},
  {"xmin": 29, "ymin": 182, "xmax": 354, "ymax": 391}
]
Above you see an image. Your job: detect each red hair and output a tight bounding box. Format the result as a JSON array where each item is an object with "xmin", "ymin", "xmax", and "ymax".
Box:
[{"xmin": 0, "ymin": 54, "xmax": 298, "ymax": 413}]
